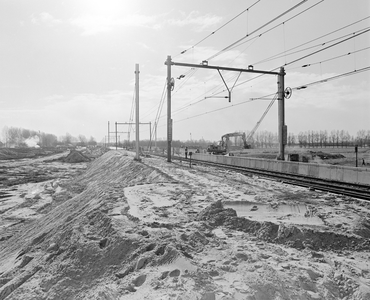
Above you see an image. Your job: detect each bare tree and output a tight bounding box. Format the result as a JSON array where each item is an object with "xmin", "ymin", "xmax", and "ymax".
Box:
[
  {"xmin": 356, "ymin": 130, "xmax": 366, "ymax": 147},
  {"xmin": 61, "ymin": 133, "xmax": 73, "ymax": 145},
  {"xmin": 78, "ymin": 135, "xmax": 87, "ymax": 146},
  {"xmin": 41, "ymin": 133, "xmax": 58, "ymax": 147},
  {"xmin": 2, "ymin": 126, "xmax": 9, "ymax": 147},
  {"xmin": 88, "ymin": 136, "xmax": 97, "ymax": 146},
  {"xmin": 298, "ymin": 132, "xmax": 306, "ymax": 148}
]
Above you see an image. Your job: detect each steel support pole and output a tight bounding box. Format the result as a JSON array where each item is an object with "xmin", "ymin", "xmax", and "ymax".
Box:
[
  {"xmin": 166, "ymin": 55, "xmax": 172, "ymax": 162},
  {"xmin": 115, "ymin": 122, "xmax": 118, "ymax": 150},
  {"xmin": 149, "ymin": 122, "xmax": 152, "ymax": 150},
  {"xmin": 135, "ymin": 64, "xmax": 140, "ymax": 161},
  {"xmin": 108, "ymin": 121, "xmax": 110, "ymax": 147},
  {"xmin": 278, "ymin": 67, "xmax": 286, "ymax": 160}
]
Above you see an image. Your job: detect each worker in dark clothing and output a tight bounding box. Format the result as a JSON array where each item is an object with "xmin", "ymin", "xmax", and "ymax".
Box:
[
  {"xmin": 185, "ymin": 147, "xmax": 188, "ymax": 159},
  {"xmin": 363, "ymin": 159, "xmax": 366, "ymax": 166}
]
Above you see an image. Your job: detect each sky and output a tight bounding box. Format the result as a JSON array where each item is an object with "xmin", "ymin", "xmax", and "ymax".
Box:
[{"xmin": 1, "ymin": 0, "xmax": 369, "ymax": 143}]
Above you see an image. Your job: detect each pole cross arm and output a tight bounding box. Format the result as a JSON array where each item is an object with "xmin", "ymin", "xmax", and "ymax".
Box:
[
  {"xmin": 116, "ymin": 122, "xmax": 151, "ymax": 125},
  {"xmin": 165, "ymin": 61, "xmax": 280, "ymax": 76}
]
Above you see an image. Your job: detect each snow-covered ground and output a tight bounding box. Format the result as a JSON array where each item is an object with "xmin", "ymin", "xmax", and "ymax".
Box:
[{"xmin": 0, "ymin": 150, "xmax": 369, "ymax": 299}]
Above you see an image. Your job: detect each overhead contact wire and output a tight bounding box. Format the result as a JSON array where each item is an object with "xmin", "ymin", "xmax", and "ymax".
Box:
[
  {"xmin": 176, "ymin": 0, "xmax": 261, "ymax": 57},
  {"xmin": 284, "ymin": 28, "xmax": 370, "ymax": 67},
  {"xmin": 253, "ymin": 16, "xmax": 370, "ymax": 65},
  {"xmin": 286, "ymin": 46, "xmax": 370, "ymax": 70},
  {"xmin": 222, "ymin": 0, "xmax": 325, "ymax": 56},
  {"xmin": 207, "ymin": 0, "xmax": 309, "ymax": 61},
  {"xmin": 293, "ymin": 66, "xmax": 370, "ymax": 90}
]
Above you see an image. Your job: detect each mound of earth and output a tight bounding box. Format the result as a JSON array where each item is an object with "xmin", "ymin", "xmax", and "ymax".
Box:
[
  {"xmin": 1, "ymin": 150, "xmax": 369, "ymax": 299},
  {"xmin": 63, "ymin": 150, "xmax": 91, "ymax": 163},
  {"xmin": 0, "ymin": 148, "xmax": 64, "ymax": 161},
  {"xmin": 197, "ymin": 200, "xmax": 370, "ymax": 251}
]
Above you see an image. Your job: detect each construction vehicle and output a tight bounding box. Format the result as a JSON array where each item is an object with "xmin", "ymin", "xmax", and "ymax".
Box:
[
  {"xmin": 207, "ymin": 132, "xmax": 251, "ymax": 154},
  {"xmin": 206, "ymin": 141, "xmax": 226, "ymax": 155}
]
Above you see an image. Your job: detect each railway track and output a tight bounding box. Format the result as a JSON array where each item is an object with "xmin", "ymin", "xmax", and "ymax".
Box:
[{"xmin": 152, "ymin": 153, "xmax": 370, "ymax": 201}]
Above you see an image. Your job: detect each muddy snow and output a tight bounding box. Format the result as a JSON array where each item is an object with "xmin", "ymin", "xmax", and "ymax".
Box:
[{"xmin": 0, "ymin": 150, "xmax": 369, "ymax": 299}]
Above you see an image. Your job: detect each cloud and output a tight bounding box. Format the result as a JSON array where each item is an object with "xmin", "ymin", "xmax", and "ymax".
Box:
[
  {"xmin": 70, "ymin": 14, "xmax": 158, "ymax": 35},
  {"xmin": 31, "ymin": 12, "xmax": 62, "ymax": 25},
  {"xmin": 175, "ymin": 45, "xmax": 251, "ymax": 68},
  {"xmin": 137, "ymin": 42, "xmax": 155, "ymax": 52},
  {"xmin": 30, "ymin": 11, "xmax": 160, "ymax": 35},
  {"xmin": 167, "ymin": 11, "xmax": 222, "ymax": 31},
  {"xmin": 30, "ymin": 10, "xmax": 221, "ymax": 36}
]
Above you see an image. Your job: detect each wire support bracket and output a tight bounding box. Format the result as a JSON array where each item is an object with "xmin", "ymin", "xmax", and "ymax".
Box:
[{"xmin": 217, "ymin": 69, "xmax": 231, "ymax": 102}]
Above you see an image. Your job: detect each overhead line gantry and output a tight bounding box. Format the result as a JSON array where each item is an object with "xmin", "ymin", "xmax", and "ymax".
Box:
[{"xmin": 165, "ymin": 55, "xmax": 288, "ymax": 163}]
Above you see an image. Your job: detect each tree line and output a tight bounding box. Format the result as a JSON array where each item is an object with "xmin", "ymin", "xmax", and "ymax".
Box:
[
  {"xmin": 250, "ymin": 129, "xmax": 370, "ymax": 148},
  {"xmin": 293, "ymin": 129, "xmax": 370, "ymax": 148},
  {"xmin": 185, "ymin": 129, "xmax": 370, "ymax": 149},
  {"xmin": 1, "ymin": 126, "xmax": 97, "ymax": 148},
  {"xmin": 105, "ymin": 129, "xmax": 370, "ymax": 150}
]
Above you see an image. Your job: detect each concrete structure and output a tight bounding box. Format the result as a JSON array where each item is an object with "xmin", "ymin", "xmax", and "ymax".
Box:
[{"xmin": 192, "ymin": 153, "xmax": 370, "ymax": 186}]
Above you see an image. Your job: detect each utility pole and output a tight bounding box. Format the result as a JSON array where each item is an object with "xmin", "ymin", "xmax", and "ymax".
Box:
[
  {"xmin": 135, "ymin": 64, "xmax": 140, "ymax": 161},
  {"xmin": 166, "ymin": 55, "xmax": 172, "ymax": 162},
  {"xmin": 278, "ymin": 67, "xmax": 286, "ymax": 160}
]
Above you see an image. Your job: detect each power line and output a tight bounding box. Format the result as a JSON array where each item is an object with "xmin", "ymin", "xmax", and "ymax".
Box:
[
  {"xmin": 136, "ymin": 66, "xmax": 370, "ymax": 136},
  {"xmin": 284, "ymin": 28, "xmax": 370, "ymax": 67},
  {"xmin": 163, "ymin": 32, "xmax": 369, "ymax": 120},
  {"xmin": 174, "ymin": 66, "xmax": 370, "ymax": 129},
  {"xmin": 196, "ymin": 18, "xmax": 370, "ymax": 102},
  {"xmin": 230, "ymin": 29, "xmax": 370, "ymax": 91},
  {"xmin": 127, "ymin": 90, "xmax": 135, "ymax": 139},
  {"xmin": 251, "ymin": 65, "xmax": 370, "ymax": 101},
  {"xmin": 253, "ymin": 16, "xmax": 370, "ymax": 66},
  {"xmin": 175, "ymin": 0, "xmax": 261, "ymax": 58},
  {"xmin": 151, "ymin": 12, "xmax": 369, "ymax": 131},
  {"xmin": 169, "ymin": 70, "xmax": 245, "ymax": 118},
  {"xmin": 214, "ymin": 0, "xmax": 325, "ymax": 60},
  {"xmin": 156, "ymin": 2, "xmax": 322, "ymax": 121},
  {"xmin": 286, "ymin": 46, "xmax": 370, "ymax": 70},
  {"xmin": 228, "ymin": 29, "xmax": 370, "ymax": 89},
  {"xmin": 164, "ymin": 98, "xmax": 256, "ymax": 125},
  {"xmin": 206, "ymin": 0, "xmax": 310, "ymax": 61},
  {"xmin": 172, "ymin": 68, "xmax": 198, "ymax": 94},
  {"xmin": 246, "ymin": 93, "xmax": 278, "ymax": 140},
  {"xmin": 293, "ymin": 66, "xmax": 370, "ymax": 90},
  {"xmin": 161, "ymin": 65, "xmax": 370, "ymax": 127},
  {"xmin": 253, "ymin": 28, "xmax": 370, "ymax": 66},
  {"xmin": 149, "ymin": 80, "xmax": 167, "ymax": 143}
]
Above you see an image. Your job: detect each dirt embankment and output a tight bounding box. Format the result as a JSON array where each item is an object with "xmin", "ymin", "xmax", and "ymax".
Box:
[
  {"xmin": 0, "ymin": 148, "xmax": 65, "ymax": 161},
  {"xmin": 0, "ymin": 150, "xmax": 370, "ymax": 299}
]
